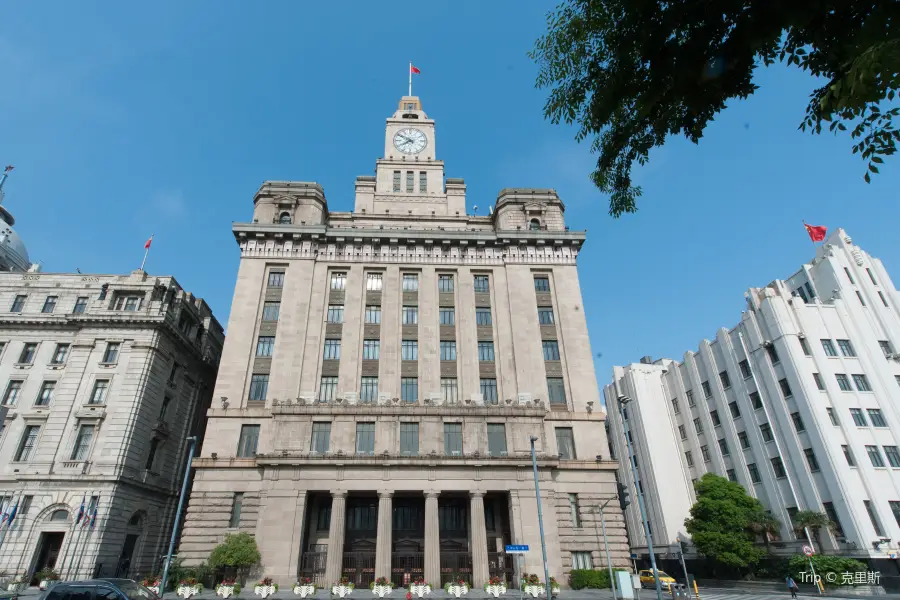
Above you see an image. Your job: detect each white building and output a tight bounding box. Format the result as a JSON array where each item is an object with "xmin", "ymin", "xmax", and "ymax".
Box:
[{"xmin": 604, "ymin": 228, "xmax": 900, "ymax": 568}]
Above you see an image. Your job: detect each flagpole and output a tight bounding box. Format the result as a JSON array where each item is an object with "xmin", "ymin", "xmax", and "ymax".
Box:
[
  {"xmin": 140, "ymin": 235, "xmax": 154, "ymax": 272},
  {"xmin": 408, "ymin": 61, "xmax": 412, "ymax": 96},
  {"xmin": 75, "ymin": 497, "xmax": 100, "ymax": 579},
  {"xmin": 63, "ymin": 493, "xmax": 90, "ymax": 580}
]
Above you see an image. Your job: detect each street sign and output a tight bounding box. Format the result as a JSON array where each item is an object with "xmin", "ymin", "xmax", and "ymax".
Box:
[
  {"xmin": 630, "ymin": 553, "xmax": 637, "ymax": 559},
  {"xmin": 803, "ymin": 545, "xmax": 814, "ymax": 556},
  {"xmin": 505, "ymin": 545, "xmax": 529, "ymax": 554}
]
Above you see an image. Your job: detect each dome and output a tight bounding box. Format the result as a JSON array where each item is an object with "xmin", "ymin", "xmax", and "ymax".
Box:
[{"xmin": 0, "ymin": 215, "xmax": 31, "ymax": 272}]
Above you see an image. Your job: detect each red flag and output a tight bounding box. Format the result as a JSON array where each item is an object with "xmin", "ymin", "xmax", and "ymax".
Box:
[
  {"xmin": 144, "ymin": 236, "xmax": 153, "ymax": 249},
  {"xmin": 804, "ymin": 223, "xmax": 827, "ymax": 242},
  {"xmin": 3, "ymin": 166, "xmax": 13, "ymax": 173},
  {"xmin": 410, "ymin": 64, "xmax": 421, "ymax": 74}
]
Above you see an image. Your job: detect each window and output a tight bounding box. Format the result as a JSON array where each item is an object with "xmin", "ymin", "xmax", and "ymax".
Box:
[
  {"xmin": 473, "ymin": 379, "xmax": 495, "ymax": 406},
  {"xmin": 10, "ymin": 295, "xmax": 26, "ymax": 312},
  {"xmin": 719, "ymin": 371, "xmax": 731, "ymax": 389},
  {"xmin": 836, "ymin": 374, "xmax": 853, "ymax": 391},
  {"xmin": 533, "ymin": 277, "xmax": 550, "ymax": 292},
  {"xmin": 262, "ymin": 302, "xmax": 280, "ymax": 321},
  {"xmin": 35, "ymin": 381, "xmax": 55, "ymax": 406},
  {"xmin": 362, "ymin": 340, "xmax": 380, "ymax": 360},
  {"xmin": 542, "ymin": 340, "xmax": 560, "ymax": 361},
  {"xmin": 356, "ymin": 423, "xmax": 375, "ymax": 455},
  {"xmin": 102, "ymin": 342, "xmax": 119, "ymax": 363},
  {"xmin": 701, "ymin": 381, "xmax": 712, "ymax": 398},
  {"xmin": 363, "ymin": 305, "xmax": 381, "ymax": 325},
  {"xmin": 879, "ymin": 291, "xmax": 889, "ymax": 307},
  {"xmin": 475, "ymin": 307, "xmax": 492, "ymax": 326},
  {"xmin": 145, "ymin": 437, "xmax": 160, "ymax": 471},
  {"xmin": 538, "ymin": 307, "xmax": 554, "ymax": 325},
  {"xmin": 229, "ymin": 493, "xmax": 243, "ymax": 527},
  {"xmin": 159, "ymin": 396, "xmax": 171, "ymax": 421},
  {"xmin": 393, "ymin": 170, "xmax": 401, "ymax": 192},
  {"xmin": 750, "ymin": 391, "xmax": 762, "ymax": 409},
  {"xmin": 759, "ymin": 423, "xmax": 773, "ymax": 442},
  {"xmin": 853, "ymin": 374, "xmax": 872, "ymax": 392},
  {"xmin": 2, "ymin": 380, "xmax": 22, "ymax": 406},
  {"xmin": 402, "ymin": 273, "xmax": 419, "ymax": 291},
  {"xmin": 402, "ymin": 305, "xmax": 418, "ymax": 325},
  {"xmin": 441, "ymin": 378, "xmax": 458, "ymax": 404},
  {"xmin": 249, "ymin": 374, "xmax": 268, "ymax": 402},
  {"xmin": 779, "ymin": 378, "xmax": 792, "ymax": 398},
  {"xmin": 547, "ymin": 378, "xmax": 566, "ymax": 405},
  {"xmin": 867, "ymin": 267, "xmax": 878, "ymax": 285},
  {"xmin": 867, "ymin": 445, "xmax": 885, "ymax": 467},
  {"xmin": 739, "ymin": 360, "xmax": 752, "ymax": 379},
  {"xmin": 556, "ymin": 427, "xmax": 576, "ymax": 459},
  {"xmin": 827, "ymin": 407, "xmax": 839, "ymax": 426},
  {"xmin": 850, "ymin": 408, "xmax": 867, "ymax": 426},
  {"xmin": 401, "ymin": 340, "xmax": 418, "ymax": 361},
  {"xmin": 277, "ymin": 211, "xmax": 291, "ymax": 224},
  {"xmin": 813, "ymin": 372, "xmax": 825, "ymax": 390},
  {"xmin": 868, "ymin": 409, "xmax": 888, "ymax": 427},
  {"xmin": 401, "ymin": 378, "xmax": 418, "ymax": 403},
  {"xmin": 823, "ymin": 502, "xmax": 845, "ymax": 537},
  {"xmin": 236, "ymin": 425, "xmax": 260, "ymax": 457},
  {"xmin": 701, "ymin": 445, "xmax": 711, "ymax": 462},
  {"xmin": 73, "ymin": 296, "xmax": 88, "ymax": 314},
  {"xmin": 440, "ymin": 341, "xmax": 457, "ymax": 361},
  {"xmin": 310, "ymin": 422, "xmax": 331, "ymax": 453},
  {"xmin": 791, "ymin": 412, "xmax": 806, "ymax": 432},
  {"xmin": 709, "ymin": 410, "xmax": 721, "ymax": 427},
  {"xmin": 821, "ymin": 339, "xmax": 837, "ymax": 356},
  {"xmin": 879, "ymin": 340, "xmax": 893, "ymax": 357},
  {"xmin": 799, "ymin": 337, "xmax": 811, "ymax": 356},
  {"xmin": 864, "ymin": 500, "xmax": 885, "ymax": 536},
  {"xmin": 685, "ymin": 451, "xmax": 694, "ymax": 467},
  {"xmin": 316, "ymin": 505, "xmax": 332, "ymax": 530},
  {"xmin": 529, "ymin": 219, "xmax": 541, "ymax": 231},
  {"xmin": 884, "ymin": 446, "xmax": 900, "ymax": 468},
  {"xmin": 766, "ymin": 345, "xmax": 779, "ymax": 364},
  {"xmin": 738, "ymin": 431, "xmax": 750, "ymax": 449},
  {"xmin": 693, "ymin": 417, "xmax": 703, "ymax": 434},
  {"xmin": 319, "ymin": 377, "xmax": 338, "ymax": 403},
  {"xmin": 718, "ymin": 438, "xmax": 729, "ymax": 456},
  {"xmin": 475, "ymin": 341, "xmax": 494, "ymax": 362},
  {"xmin": 88, "ymin": 380, "xmax": 108, "ymax": 405},
  {"xmin": 672, "ymin": 398, "xmax": 680, "ymax": 414},
  {"xmin": 837, "ymin": 339, "xmax": 856, "ymax": 357},
  {"xmin": 748, "ymin": 462, "xmax": 761, "ymax": 483},
  {"xmin": 267, "ymin": 271, "xmax": 284, "ymax": 287},
  {"xmin": 439, "ymin": 308, "xmax": 455, "ymax": 325},
  {"xmin": 444, "ymin": 423, "xmax": 463, "ymax": 455},
  {"xmin": 474, "ymin": 275, "xmax": 490, "ymax": 293},
  {"xmin": 15, "ymin": 425, "xmax": 40, "ymax": 461},
  {"xmin": 256, "ymin": 336, "xmax": 275, "ymax": 357},
  {"xmin": 771, "ymin": 456, "xmax": 787, "ymax": 478},
  {"xmin": 897, "ymin": 374, "xmax": 900, "ymax": 388},
  {"xmin": 687, "ymin": 390, "xmax": 695, "ymax": 406},
  {"xmin": 729, "ymin": 401, "xmax": 740, "ymax": 419},
  {"xmin": 114, "ymin": 294, "xmax": 142, "ymax": 311},
  {"xmin": 572, "ymin": 551, "xmax": 592, "ymax": 570},
  {"xmin": 41, "ymin": 296, "xmax": 58, "ymax": 313},
  {"xmin": 678, "ymin": 425, "xmax": 687, "ymax": 440},
  {"xmin": 330, "ymin": 272, "xmax": 346, "ymax": 290},
  {"xmin": 360, "ymin": 377, "xmax": 379, "ymax": 403},
  {"xmin": 400, "ymin": 422, "xmax": 419, "ymax": 455},
  {"xmin": 843, "ymin": 445, "xmax": 856, "ymax": 466},
  {"xmin": 71, "ymin": 424, "xmax": 95, "ymax": 460},
  {"xmin": 406, "ymin": 171, "xmax": 414, "ymax": 192},
  {"xmin": 19, "ymin": 343, "xmax": 37, "ymax": 364},
  {"xmin": 438, "ymin": 274, "xmax": 454, "ymax": 293},
  {"xmin": 487, "ymin": 423, "xmax": 507, "ymax": 456},
  {"xmin": 366, "ymin": 273, "xmax": 383, "ymax": 291},
  {"xmin": 419, "ymin": 171, "xmax": 427, "ymax": 192},
  {"xmin": 322, "ymin": 339, "xmax": 341, "ymax": 360}
]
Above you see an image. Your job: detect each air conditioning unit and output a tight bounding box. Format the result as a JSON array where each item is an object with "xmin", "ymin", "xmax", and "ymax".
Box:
[
  {"xmin": 344, "ymin": 392, "xmax": 359, "ymax": 405},
  {"xmin": 298, "ymin": 395, "xmax": 314, "ymax": 404},
  {"xmin": 451, "ymin": 450, "xmax": 461, "ymax": 456},
  {"xmin": 378, "ymin": 393, "xmax": 391, "ymax": 406},
  {"xmin": 499, "ymin": 451, "xmax": 508, "ymax": 457},
  {"xmin": 471, "ymin": 393, "xmax": 484, "ymax": 406},
  {"xmin": 517, "ymin": 393, "xmax": 532, "ymax": 406}
]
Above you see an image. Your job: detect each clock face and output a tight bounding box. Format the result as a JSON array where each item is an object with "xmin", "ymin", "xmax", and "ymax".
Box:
[{"xmin": 393, "ymin": 128, "xmax": 427, "ymax": 154}]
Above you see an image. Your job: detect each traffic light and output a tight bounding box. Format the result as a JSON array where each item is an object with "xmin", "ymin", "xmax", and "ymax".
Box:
[{"xmin": 617, "ymin": 482, "xmax": 631, "ymax": 511}]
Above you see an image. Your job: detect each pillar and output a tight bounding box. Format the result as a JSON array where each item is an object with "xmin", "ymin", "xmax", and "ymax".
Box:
[
  {"xmin": 324, "ymin": 491, "xmax": 347, "ymax": 584},
  {"xmin": 424, "ymin": 491, "xmax": 440, "ymax": 586},
  {"xmin": 375, "ymin": 491, "xmax": 393, "ymax": 579},
  {"xmin": 470, "ymin": 491, "xmax": 489, "ymax": 588}
]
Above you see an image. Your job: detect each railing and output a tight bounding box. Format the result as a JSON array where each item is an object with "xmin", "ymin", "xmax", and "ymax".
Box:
[
  {"xmin": 487, "ymin": 552, "xmax": 515, "ymax": 587},
  {"xmin": 439, "ymin": 552, "xmax": 472, "ymax": 587},
  {"xmin": 299, "ymin": 551, "xmax": 327, "ymax": 587},
  {"xmin": 342, "ymin": 552, "xmax": 376, "ymax": 588},
  {"xmin": 238, "ymin": 247, "xmax": 581, "ymax": 266},
  {"xmin": 391, "ymin": 552, "xmax": 424, "ymax": 588},
  {"xmin": 272, "ymin": 396, "xmax": 551, "ymax": 411}
]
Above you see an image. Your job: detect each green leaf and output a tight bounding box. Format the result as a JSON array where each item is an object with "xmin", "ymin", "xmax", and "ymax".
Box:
[
  {"xmin": 872, "ymin": 156, "xmax": 884, "ymax": 164},
  {"xmin": 865, "ymin": 171, "xmax": 871, "ymax": 183}
]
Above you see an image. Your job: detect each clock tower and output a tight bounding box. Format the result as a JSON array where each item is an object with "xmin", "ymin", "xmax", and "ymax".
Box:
[{"xmin": 354, "ymin": 96, "xmax": 466, "ymax": 217}]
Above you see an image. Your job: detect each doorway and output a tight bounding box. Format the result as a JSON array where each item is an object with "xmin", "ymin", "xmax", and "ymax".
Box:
[
  {"xmin": 31, "ymin": 532, "xmax": 65, "ymax": 584},
  {"xmin": 116, "ymin": 534, "xmax": 139, "ymax": 577}
]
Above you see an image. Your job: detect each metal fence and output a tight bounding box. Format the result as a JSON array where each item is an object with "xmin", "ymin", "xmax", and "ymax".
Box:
[
  {"xmin": 299, "ymin": 551, "xmax": 328, "ymax": 587},
  {"xmin": 342, "ymin": 552, "xmax": 376, "ymax": 588},
  {"xmin": 439, "ymin": 552, "xmax": 472, "ymax": 586},
  {"xmin": 487, "ymin": 552, "xmax": 516, "ymax": 587},
  {"xmin": 390, "ymin": 552, "xmax": 424, "ymax": 587}
]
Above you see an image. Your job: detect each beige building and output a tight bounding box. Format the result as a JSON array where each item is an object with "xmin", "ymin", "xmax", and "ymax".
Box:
[
  {"xmin": 178, "ymin": 96, "xmax": 627, "ymax": 588},
  {"xmin": 0, "ymin": 270, "xmax": 223, "ymax": 583}
]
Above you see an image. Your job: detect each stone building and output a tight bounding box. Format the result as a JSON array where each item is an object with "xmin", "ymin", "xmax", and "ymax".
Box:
[
  {"xmin": 178, "ymin": 96, "xmax": 627, "ymax": 588},
  {"xmin": 0, "ymin": 270, "xmax": 223, "ymax": 582}
]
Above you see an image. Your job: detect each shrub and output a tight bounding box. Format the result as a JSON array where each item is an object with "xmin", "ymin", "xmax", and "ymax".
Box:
[
  {"xmin": 788, "ymin": 555, "xmax": 867, "ymax": 586},
  {"xmin": 569, "ymin": 569, "xmax": 629, "ymax": 590}
]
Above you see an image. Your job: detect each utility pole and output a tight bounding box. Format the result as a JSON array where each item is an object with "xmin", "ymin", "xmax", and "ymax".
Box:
[
  {"xmin": 529, "ymin": 436, "xmax": 553, "ymax": 597},
  {"xmin": 161, "ymin": 436, "xmax": 198, "ymax": 594}
]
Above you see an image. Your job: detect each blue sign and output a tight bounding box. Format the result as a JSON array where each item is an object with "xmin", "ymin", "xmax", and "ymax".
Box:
[
  {"xmin": 505, "ymin": 545, "xmax": 529, "ymax": 554},
  {"xmin": 630, "ymin": 553, "xmax": 637, "ymax": 559}
]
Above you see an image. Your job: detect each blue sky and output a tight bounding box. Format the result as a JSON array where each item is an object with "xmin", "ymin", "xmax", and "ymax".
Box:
[{"xmin": 2, "ymin": 2, "xmax": 898, "ymax": 388}]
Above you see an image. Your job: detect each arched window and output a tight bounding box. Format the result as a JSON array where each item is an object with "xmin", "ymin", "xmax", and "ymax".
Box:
[
  {"xmin": 128, "ymin": 512, "xmax": 143, "ymax": 527},
  {"xmin": 529, "ymin": 219, "xmax": 541, "ymax": 231},
  {"xmin": 279, "ymin": 212, "xmax": 292, "ymax": 225},
  {"xmin": 50, "ymin": 509, "xmax": 68, "ymax": 521}
]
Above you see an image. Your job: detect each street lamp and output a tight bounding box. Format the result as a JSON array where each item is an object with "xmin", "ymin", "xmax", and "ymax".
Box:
[
  {"xmin": 529, "ymin": 436, "xmax": 553, "ymax": 597},
  {"xmin": 594, "ymin": 500, "xmax": 617, "ymax": 599},
  {"xmin": 617, "ymin": 395, "xmax": 664, "ymax": 600}
]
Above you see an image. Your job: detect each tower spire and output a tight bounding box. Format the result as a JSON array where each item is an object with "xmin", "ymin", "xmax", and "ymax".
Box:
[{"xmin": 0, "ymin": 166, "xmax": 14, "ymax": 205}]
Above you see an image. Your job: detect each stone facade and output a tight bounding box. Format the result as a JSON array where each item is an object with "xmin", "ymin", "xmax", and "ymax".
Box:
[
  {"xmin": 179, "ymin": 96, "xmax": 628, "ymax": 588},
  {"xmin": 0, "ymin": 270, "xmax": 223, "ymax": 582}
]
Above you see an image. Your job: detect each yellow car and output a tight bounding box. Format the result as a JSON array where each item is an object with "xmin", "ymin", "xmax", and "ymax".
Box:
[{"xmin": 639, "ymin": 570, "xmax": 677, "ymax": 590}]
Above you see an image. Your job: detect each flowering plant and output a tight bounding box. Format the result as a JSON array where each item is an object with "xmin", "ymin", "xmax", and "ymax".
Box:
[
  {"xmin": 335, "ymin": 577, "xmax": 355, "ymax": 588},
  {"xmin": 180, "ymin": 578, "xmax": 201, "ymax": 587},
  {"xmin": 487, "ymin": 577, "xmax": 504, "ymax": 586},
  {"xmin": 410, "ymin": 578, "xmax": 428, "ymax": 586},
  {"xmin": 142, "ymin": 577, "xmax": 161, "ymax": 588},
  {"xmin": 220, "ymin": 580, "xmax": 237, "ymax": 586},
  {"xmin": 549, "ymin": 577, "xmax": 559, "ymax": 587},
  {"xmin": 370, "ymin": 577, "xmax": 394, "ymax": 588},
  {"xmin": 259, "ymin": 579, "xmax": 275, "ymax": 586},
  {"xmin": 521, "ymin": 574, "xmax": 542, "ymax": 586}
]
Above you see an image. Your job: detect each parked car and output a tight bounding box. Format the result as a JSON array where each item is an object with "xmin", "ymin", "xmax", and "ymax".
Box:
[
  {"xmin": 638, "ymin": 569, "xmax": 677, "ymax": 590},
  {"xmin": 40, "ymin": 579, "xmax": 158, "ymax": 600}
]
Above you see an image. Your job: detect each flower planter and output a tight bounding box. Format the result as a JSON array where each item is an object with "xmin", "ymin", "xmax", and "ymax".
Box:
[
  {"xmin": 332, "ymin": 585, "xmax": 354, "ymax": 598},
  {"xmin": 551, "ymin": 586, "xmax": 560, "ymax": 595},
  {"xmin": 484, "ymin": 585, "xmax": 506, "ymax": 598},
  {"xmin": 178, "ymin": 585, "xmax": 203, "ymax": 599},
  {"xmin": 293, "ymin": 584, "xmax": 316, "ymax": 598},
  {"xmin": 371, "ymin": 584, "xmax": 392, "ymax": 598},
  {"xmin": 445, "ymin": 584, "xmax": 468, "ymax": 598},
  {"xmin": 217, "ymin": 585, "xmax": 237, "ymax": 598},
  {"xmin": 147, "ymin": 587, "xmax": 161, "ymax": 597},
  {"xmin": 40, "ymin": 580, "xmax": 60, "ymax": 592},
  {"xmin": 409, "ymin": 584, "xmax": 431, "ymax": 598},
  {"xmin": 255, "ymin": 585, "xmax": 277, "ymax": 598},
  {"xmin": 523, "ymin": 584, "xmax": 545, "ymax": 598}
]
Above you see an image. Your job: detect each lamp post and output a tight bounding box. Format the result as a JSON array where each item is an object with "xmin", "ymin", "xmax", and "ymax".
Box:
[
  {"xmin": 595, "ymin": 500, "xmax": 617, "ymax": 599},
  {"xmin": 617, "ymin": 395, "xmax": 663, "ymax": 600},
  {"xmin": 161, "ymin": 436, "xmax": 198, "ymax": 595},
  {"xmin": 529, "ymin": 436, "xmax": 553, "ymax": 597}
]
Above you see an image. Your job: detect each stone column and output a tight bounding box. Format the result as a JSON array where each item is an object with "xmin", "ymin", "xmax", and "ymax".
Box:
[
  {"xmin": 375, "ymin": 491, "xmax": 393, "ymax": 579},
  {"xmin": 470, "ymin": 491, "xmax": 490, "ymax": 588},
  {"xmin": 324, "ymin": 491, "xmax": 347, "ymax": 584},
  {"xmin": 424, "ymin": 491, "xmax": 441, "ymax": 586}
]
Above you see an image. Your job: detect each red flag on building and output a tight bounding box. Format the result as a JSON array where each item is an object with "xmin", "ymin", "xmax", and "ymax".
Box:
[
  {"xmin": 410, "ymin": 64, "xmax": 421, "ymax": 74},
  {"xmin": 3, "ymin": 166, "xmax": 13, "ymax": 174},
  {"xmin": 144, "ymin": 236, "xmax": 153, "ymax": 249},
  {"xmin": 804, "ymin": 223, "xmax": 827, "ymax": 242}
]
